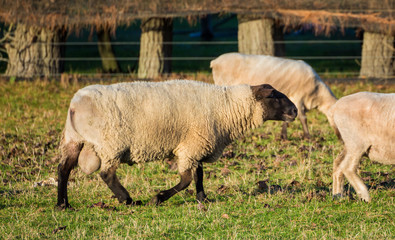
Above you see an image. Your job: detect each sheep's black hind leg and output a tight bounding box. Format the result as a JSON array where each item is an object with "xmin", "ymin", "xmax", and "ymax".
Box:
[
  {"xmin": 57, "ymin": 142, "xmax": 80, "ymax": 209},
  {"xmin": 194, "ymin": 163, "xmax": 207, "ymax": 202},
  {"xmin": 100, "ymin": 165, "xmax": 138, "ymax": 205},
  {"xmin": 150, "ymin": 169, "xmax": 193, "ymax": 205}
]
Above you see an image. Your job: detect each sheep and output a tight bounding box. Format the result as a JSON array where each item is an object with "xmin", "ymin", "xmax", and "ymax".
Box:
[
  {"xmin": 331, "ymin": 92, "xmax": 395, "ymax": 202},
  {"xmin": 57, "ymin": 80, "xmax": 297, "ymax": 208},
  {"xmin": 210, "ymin": 53, "xmax": 338, "ymax": 139}
]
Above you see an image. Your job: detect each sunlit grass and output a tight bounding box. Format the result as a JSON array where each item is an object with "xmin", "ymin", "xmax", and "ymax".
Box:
[{"xmin": 0, "ymin": 76, "xmax": 394, "ymax": 239}]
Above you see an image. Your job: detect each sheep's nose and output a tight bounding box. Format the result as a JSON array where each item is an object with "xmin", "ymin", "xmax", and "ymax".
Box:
[
  {"xmin": 292, "ymin": 107, "xmax": 297, "ymax": 116},
  {"xmin": 289, "ymin": 106, "xmax": 297, "ymax": 118}
]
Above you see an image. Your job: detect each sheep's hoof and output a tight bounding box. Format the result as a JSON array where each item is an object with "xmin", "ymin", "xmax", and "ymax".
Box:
[
  {"xmin": 148, "ymin": 196, "xmax": 161, "ymax": 206},
  {"xmin": 332, "ymin": 193, "xmax": 344, "ymax": 201},
  {"xmin": 197, "ymin": 193, "xmax": 210, "ymax": 203},
  {"xmin": 55, "ymin": 203, "xmax": 74, "ymax": 211},
  {"xmin": 115, "ymin": 197, "xmax": 142, "ymax": 206},
  {"xmin": 131, "ymin": 200, "xmax": 143, "ymax": 206},
  {"xmin": 198, "ymin": 198, "xmax": 212, "ymax": 204},
  {"xmin": 358, "ymin": 195, "xmax": 371, "ymax": 203},
  {"xmin": 149, "ymin": 192, "xmax": 168, "ymax": 206},
  {"xmin": 280, "ymin": 134, "xmax": 288, "ymax": 140}
]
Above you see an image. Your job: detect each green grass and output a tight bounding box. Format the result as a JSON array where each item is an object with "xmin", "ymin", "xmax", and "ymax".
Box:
[{"xmin": 0, "ymin": 77, "xmax": 394, "ymax": 239}]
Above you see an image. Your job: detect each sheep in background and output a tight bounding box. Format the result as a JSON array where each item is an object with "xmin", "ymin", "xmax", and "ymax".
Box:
[
  {"xmin": 331, "ymin": 92, "xmax": 395, "ymax": 202},
  {"xmin": 57, "ymin": 80, "xmax": 297, "ymax": 208},
  {"xmin": 211, "ymin": 53, "xmax": 338, "ymax": 139}
]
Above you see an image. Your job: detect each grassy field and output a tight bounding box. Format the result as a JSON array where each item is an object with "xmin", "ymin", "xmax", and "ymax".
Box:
[{"xmin": 0, "ymin": 76, "xmax": 394, "ymax": 239}]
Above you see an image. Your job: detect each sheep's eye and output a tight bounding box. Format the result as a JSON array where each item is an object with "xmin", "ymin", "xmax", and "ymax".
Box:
[{"xmin": 268, "ymin": 91, "xmax": 275, "ymax": 98}]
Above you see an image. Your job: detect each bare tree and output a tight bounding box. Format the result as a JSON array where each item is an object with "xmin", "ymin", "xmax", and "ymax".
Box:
[
  {"xmin": 360, "ymin": 32, "xmax": 394, "ymax": 78},
  {"xmin": 4, "ymin": 24, "xmax": 66, "ymax": 77},
  {"xmin": 138, "ymin": 18, "xmax": 172, "ymax": 79},
  {"xmin": 238, "ymin": 15, "xmax": 285, "ymax": 56},
  {"xmin": 97, "ymin": 26, "xmax": 120, "ymax": 73},
  {"xmin": 200, "ymin": 15, "xmax": 214, "ymax": 41},
  {"xmin": 0, "ymin": 24, "xmax": 12, "ymax": 66}
]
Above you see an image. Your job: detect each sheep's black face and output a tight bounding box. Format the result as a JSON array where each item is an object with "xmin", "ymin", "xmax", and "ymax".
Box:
[{"xmin": 251, "ymin": 84, "xmax": 297, "ymax": 122}]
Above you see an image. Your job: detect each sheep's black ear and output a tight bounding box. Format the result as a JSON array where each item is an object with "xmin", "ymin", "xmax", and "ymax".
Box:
[{"xmin": 251, "ymin": 84, "xmax": 275, "ymax": 100}]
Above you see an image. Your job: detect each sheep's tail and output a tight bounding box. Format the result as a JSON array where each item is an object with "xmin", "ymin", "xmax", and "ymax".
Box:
[
  {"xmin": 66, "ymin": 106, "xmax": 84, "ymax": 140},
  {"xmin": 59, "ymin": 107, "xmax": 84, "ymax": 160},
  {"xmin": 58, "ymin": 108, "xmax": 76, "ymax": 152},
  {"xmin": 327, "ymin": 104, "xmax": 343, "ymax": 141},
  {"xmin": 209, "ymin": 58, "xmax": 217, "ymax": 69},
  {"xmin": 69, "ymin": 108, "xmax": 77, "ymax": 133}
]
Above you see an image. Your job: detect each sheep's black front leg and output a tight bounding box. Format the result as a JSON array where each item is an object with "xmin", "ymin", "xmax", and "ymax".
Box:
[
  {"xmin": 194, "ymin": 163, "xmax": 207, "ymax": 202},
  {"xmin": 150, "ymin": 169, "xmax": 193, "ymax": 205},
  {"xmin": 100, "ymin": 166, "xmax": 136, "ymax": 205}
]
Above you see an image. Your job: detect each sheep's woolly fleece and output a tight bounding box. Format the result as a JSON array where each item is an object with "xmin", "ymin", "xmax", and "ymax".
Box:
[
  {"xmin": 64, "ymin": 80, "xmax": 265, "ymax": 173},
  {"xmin": 331, "ymin": 92, "xmax": 394, "ymax": 201},
  {"xmin": 332, "ymin": 92, "xmax": 395, "ymax": 165},
  {"xmin": 211, "ymin": 53, "xmax": 337, "ymax": 115}
]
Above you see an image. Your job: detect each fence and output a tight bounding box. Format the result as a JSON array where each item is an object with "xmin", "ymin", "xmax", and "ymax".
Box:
[{"xmin": 1, "ymin": 39, "xmax": 394, "ymax": 78}]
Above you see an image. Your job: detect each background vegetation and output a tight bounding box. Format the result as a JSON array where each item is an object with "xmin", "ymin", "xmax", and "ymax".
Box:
[
  {"xmin": 0, "ymin": 76, "xmax": 394, "ymax": 239},
  {"xmin": 62, "ymin": 17, "xmax": 363, "ymax": 76},
  {"xmin": 0, "ymin": 16, "xmax": 363, "ymax": 77}
]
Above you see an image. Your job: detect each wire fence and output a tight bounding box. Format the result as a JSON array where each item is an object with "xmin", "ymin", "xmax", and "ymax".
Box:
[
  {"xmin": 15, "ymin": 40, "xmax": 365, "ymax": 45},
  {"xmin": 1, "ymin": 39, "xmax": 394, "ymax": 78}
]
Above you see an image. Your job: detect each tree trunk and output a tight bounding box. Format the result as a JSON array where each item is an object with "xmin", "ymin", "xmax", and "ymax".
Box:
[
  {"xmin": 97, "ymin": 27, "xmax": 120, "ymax": 73},
  {"xmin": 138, "ymin": 18, "xmax": 172, "ymax": 79},
  {"xmin": 360, "ymin": 32, "xmax": 394, "ymax": 78},
  {"xmin": 5, "ymin": 24, "xmax": 66, "ymax": 77},
  {"xmin": 200, "ymin": 15, "xmax": 214, "ymax": 41},
  {"xmin": 273, "ymin": 23, "xmax": 286, "ymax": 57},
  {"xmin": 238, "ymin": 15, "xmax": 285, "ymax": 56}
]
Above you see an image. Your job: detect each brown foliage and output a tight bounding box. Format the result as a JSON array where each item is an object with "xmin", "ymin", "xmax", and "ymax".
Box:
[{"xmin": 0, "ymin": 0, "xmax": 393, "ymax": 35}]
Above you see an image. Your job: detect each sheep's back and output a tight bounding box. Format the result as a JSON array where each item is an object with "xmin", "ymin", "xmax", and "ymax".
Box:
[
  {"xmin": 211, "ymin": 53, "xmax": 322, "ymax": 106},
  {"xmin": 68, "ymin": 80, "xmax": 256, "ymax": 164}
]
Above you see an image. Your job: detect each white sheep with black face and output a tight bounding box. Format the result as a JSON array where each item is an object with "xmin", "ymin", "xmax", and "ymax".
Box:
[
  {"xmin": 331, "ymin": 91, "xmax": 395, "ymax": 202},
  {"xmin": 210, "ymin": 53, "xmax": 338, "ymax": 139},
  {"xmin": 57, "ymin": 80, "xmax": 297, "ymax": 208}
]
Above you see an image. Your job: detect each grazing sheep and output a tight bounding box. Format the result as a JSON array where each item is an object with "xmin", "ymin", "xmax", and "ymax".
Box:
[
  {"xmin": 331, "ymin": 92, "xmax": 395, "ymax": 202},
  {"xmin": 57, "ymin": 80, "xmax": 297, "ymax": 208},
  {"xmin": 210, "ymin": 53, "xmax": 338, "ymax": 139}
]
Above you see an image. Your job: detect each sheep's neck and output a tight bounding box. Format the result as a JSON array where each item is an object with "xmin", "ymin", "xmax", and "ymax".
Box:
[{"xmin": 224, "ymin": 98, "xmax": 264, "ymax": 141}]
